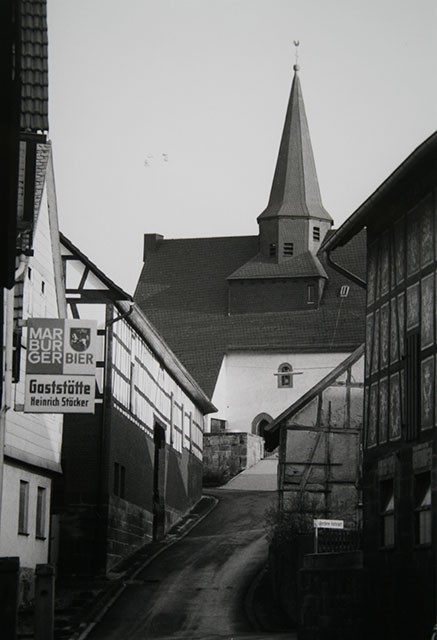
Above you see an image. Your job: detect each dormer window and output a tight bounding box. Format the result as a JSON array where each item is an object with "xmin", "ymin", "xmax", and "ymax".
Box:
[
  {"xmin": 313, "ymin": 226, "xmax": 320, "ymax": 241},
  {"xmin": 269, "ymin": 243, "xmax": 277, "ymax": 257},
  {"xmin": 283, "ymin": 242, "xmax": 294, "ymax": 256},
  {"xmin": 340, "ymin": 285, "xmax": 350, "ymax": 298}
]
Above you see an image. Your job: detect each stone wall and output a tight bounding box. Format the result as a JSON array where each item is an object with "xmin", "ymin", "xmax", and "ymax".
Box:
[{"xmin": 203, "ymin": 432, "xmax": 264, "ymax": 486}]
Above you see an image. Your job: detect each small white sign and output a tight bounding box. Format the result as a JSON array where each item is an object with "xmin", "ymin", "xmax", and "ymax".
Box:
[
  {"xmin": 313, "ymin": 519, "xmax": 344, "ymax": 530},
  {"xmin": 24, "ymin": 374, "xmax": 95, "ymax": 413}
]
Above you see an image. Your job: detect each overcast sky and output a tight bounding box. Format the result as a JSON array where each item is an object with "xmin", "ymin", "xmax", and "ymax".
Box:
[{"xmin": 47, "ymin": 0, "xmax": 437, "ymax": 293}]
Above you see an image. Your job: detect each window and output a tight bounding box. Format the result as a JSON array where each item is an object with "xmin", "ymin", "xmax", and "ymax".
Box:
[
  {"xmin": 210, "ymin": 418, "xmax": 227, "ymax": 433},
  {"xmin": 35, "ymin": 487, "xmax": 46, "ymax": 539},
  {"xmin": 269, "ymin": 243, "xmax": 277, "ymax": 257},
  {"xmin": 307, "ymin": 284, "xmax": 316, "ymax": 304},
  {"xmin": 414, "ymin": 472, "xmax": 431, "ymax": 545},
  {"xmin": 340, "ymin": 285, "xmax": 350, "ymax": 297},
  {"xmin": 283, "ymin": 242, "xmax": 294, "ymax": 256},
  {"xmin": 18, "ymin": 480, "xmax": 29, "ymax": 535},
  {"xmin": 41, "ymin": 280, "xmax": 45, "ymax": 295},
  {"xmin": 277, "ymin": 363, "xmax": 293, "ymax": 388},
  {"xmin": 313, "ymin": 227, "xmax": 320, "ymax": 241},
  {"xmin": 114, "ymin": 463, "xmax": 126, "ymax": 498},
  {"xmin": 380, "ymin": 479, "xmax": 395, "ymax": 547},
  {"xmin": 28, "ymin": 267, "xmax": 32, "ymax": 280}
]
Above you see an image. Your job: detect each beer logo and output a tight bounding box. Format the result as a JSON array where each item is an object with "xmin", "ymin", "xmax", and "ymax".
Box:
[{"xmin": 70, "ymin": 328, "xmax": 91, "ymax": 352}]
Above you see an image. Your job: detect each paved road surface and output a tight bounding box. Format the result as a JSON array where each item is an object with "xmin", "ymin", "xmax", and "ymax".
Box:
[{"xmin": 86, "ymin": 489, "xmax": 294, "ymax": 640}]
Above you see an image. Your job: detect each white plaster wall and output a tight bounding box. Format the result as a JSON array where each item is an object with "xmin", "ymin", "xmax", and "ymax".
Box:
[
  {"xmin": 0, "ymin": 464, "xmax": 51, "ymax": 568},
  {"xmin": 112, "ymin": 316, "xmax": 205, "ymax": 459},
  {"xmin": 205, "ymin": 357, "xmax": 228, "ymax": 431},
  {"xmin": 6, "ymin": 182, "xmax": 63, "ymax": 472},
  {"xmin": 211, "ymin": 351, "xmax": 351, "ymax": 433}
]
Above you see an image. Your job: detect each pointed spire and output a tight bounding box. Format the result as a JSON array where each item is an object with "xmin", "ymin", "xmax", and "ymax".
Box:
[{"xmin": 258, "ymin": 64, "xmax": 332, "ymax": 223}]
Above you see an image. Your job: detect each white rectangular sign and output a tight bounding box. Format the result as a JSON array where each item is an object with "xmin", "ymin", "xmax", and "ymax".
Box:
[
  {"xmin": 24, "ymin": 318, "xmax": 97, "ymax": 413},
  {"xmin": 24, "ymin": 374, "xmax": 95, "ymax": 413},
  {"xmin": 313, "ymin": 519, "xmax": 344, "ymax": 530}
]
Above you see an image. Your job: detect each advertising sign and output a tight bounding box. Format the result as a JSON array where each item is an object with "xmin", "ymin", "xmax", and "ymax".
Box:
[{"xmin": 24, "ymin": 319, "xmax": 97, "ymax": 413}]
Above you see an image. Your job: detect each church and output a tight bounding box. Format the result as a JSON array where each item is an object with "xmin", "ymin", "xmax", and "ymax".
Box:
[{"xmin": 134, "ymin": 63, "xmax": 367, "ymax": 446}]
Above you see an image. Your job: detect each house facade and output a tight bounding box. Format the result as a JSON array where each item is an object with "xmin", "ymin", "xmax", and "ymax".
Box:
[
  {"xmin": 0, "ymin": 141, "xmax": 65, "ymax": 601},
  {"xmin": 324, "ymin": 131, "xmax": 437, "ymax": 640},
  {"xmin": 0, "ymin": 0, "xmax": 66, "ymax": 603},
  {"xmin": 265, "ymin": 344, "xmax": 364, "ymax": 528},
  {"xmin": 55, "ymin": 236, "xmax": 215, "ymax": 575},
  {"xmin": 135, "ymin": 65, "xmax": 367, "ymax": 446}
]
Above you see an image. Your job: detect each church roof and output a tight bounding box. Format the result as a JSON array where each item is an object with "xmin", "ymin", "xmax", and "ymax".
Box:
[
  {"xmin": 227, "ymin": 250, "xmax": 328, "ymax": 280},
  {"xmin": 134, "ymin": 230, "xmax": 367, "ymax": 398},
  {"xmin": 258, "ymin": 67, "xmax": 332, "ymax": 223}
]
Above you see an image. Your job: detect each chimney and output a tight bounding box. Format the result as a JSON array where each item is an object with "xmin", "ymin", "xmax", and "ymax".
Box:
[{"xmin": 143, "ymin": 234, "xmax": 163, "ymax": 261}]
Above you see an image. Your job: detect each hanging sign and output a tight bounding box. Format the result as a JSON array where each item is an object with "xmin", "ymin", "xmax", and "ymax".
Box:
[{"xmin": 24, "ymin": 319, "xmax": 97, "ymax": 413}]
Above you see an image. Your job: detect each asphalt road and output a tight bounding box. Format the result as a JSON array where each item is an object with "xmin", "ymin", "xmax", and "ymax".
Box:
[{"xmin": 86, "ymin": 489, "xmax": 293, "ymax": 640}]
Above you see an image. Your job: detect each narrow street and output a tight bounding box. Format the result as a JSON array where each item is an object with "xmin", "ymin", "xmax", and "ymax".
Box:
[{"xmin": 86, "ymin": 488, "xmax": 295, "ymax": 640}]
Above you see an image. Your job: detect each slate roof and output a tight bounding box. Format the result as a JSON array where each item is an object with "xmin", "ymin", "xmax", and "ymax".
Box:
[
  {"xmin": 134, "ymin": 229, "xmax": 367, "ymax": 398},
  {"xmin": 258, "ymin": 68, "xmax": 332, "ymax": 223},
  {"xmin": 20, "ymin": 0, "xmax": 49, "ymax": 132},
  {"xmin": 227, "ymin": 250, "xmax": 328, "ymax": 280}
]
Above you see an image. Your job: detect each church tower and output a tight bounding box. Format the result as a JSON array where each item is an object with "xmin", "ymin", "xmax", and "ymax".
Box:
[
  {"xmin": 227, "ymin": 61, "xmax": 333, "ymax": 313},
  {"xmin": 258, "ymin": 63, "xmax": 333, "ymax": 263}
]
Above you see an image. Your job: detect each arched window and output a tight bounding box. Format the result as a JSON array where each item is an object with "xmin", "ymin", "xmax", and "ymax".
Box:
[{"xmin": 277, "ymin": 363, "xmax": 293, "ymax": 388}]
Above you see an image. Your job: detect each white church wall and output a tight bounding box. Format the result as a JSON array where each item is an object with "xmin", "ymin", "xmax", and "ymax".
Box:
[{"xmin": 212, "ymin": 350, "xmax": 350, "ymax": 434}]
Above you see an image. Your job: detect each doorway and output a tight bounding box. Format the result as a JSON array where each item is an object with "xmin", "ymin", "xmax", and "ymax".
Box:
[{"xmin": 152, "ymin": 423, "xmax": 166, "ymax": 540}]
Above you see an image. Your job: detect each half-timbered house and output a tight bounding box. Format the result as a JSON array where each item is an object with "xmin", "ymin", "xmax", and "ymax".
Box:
[
  {"xmin": 265, "ymin": 344, "xmax": 364, "ymax": 528},
  {"xmin": 55, "ymin": 235, "xmax": 215, "ymax": 575},
  {"xmin": 323, "ymin": 131, "xmax": 437, "ymax": 640}
]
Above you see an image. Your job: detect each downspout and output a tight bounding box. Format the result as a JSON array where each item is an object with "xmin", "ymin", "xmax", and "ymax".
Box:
[{"xmin": 97, "ymin": 302, "xmax": 135, "ymax": 572}]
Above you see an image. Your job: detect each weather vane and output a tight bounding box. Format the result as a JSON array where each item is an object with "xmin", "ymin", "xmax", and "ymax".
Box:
[{"xmin": 293, "ymin": 40, "xmax": 300, "ymax": 70}]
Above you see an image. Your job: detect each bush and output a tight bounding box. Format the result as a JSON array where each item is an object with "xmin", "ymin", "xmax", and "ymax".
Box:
[{"xmin": 265, "ymin": 492, "xmax": 320, "ymax": 551}]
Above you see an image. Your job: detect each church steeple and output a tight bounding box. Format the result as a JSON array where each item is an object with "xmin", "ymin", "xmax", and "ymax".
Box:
[{"xmin": 257, "ymin": 61, "xmax": 332, "ymax": 262}]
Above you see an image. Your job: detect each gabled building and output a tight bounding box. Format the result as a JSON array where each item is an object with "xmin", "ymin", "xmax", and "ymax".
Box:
[
  {"xmin": 323, "ymin": 130, "xmax": 437, "ymax": 640},
  {"xmin": 55, "ymin": 235, "xmax": 216, "ymax": 575},
  {"xmin": 135, "ymin": 65, "xmax": 367, "ymax": 443},
  {"xmin": 265, "ymin": 344, "xmax": 364, "ymax": 527},
  {"xmin": 0, "ymin": 0, "xmax": 66, "ymax": 605}
]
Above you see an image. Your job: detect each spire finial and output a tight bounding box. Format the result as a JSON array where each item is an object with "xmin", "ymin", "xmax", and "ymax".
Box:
[{"xmin": 293, "ymin": 40, "xmax": 300, "ymax": 71}]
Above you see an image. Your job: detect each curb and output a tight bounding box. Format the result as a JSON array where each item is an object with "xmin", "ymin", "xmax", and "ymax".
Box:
[{"xmin": 70, "ymin": 494, "xmax": 219, "ymax": 640}]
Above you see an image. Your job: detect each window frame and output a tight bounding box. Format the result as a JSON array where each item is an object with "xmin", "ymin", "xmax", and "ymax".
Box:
[
  {"xmin": 18, "ymin": 480, "xmax": 30, "ymax": 536},
  {"xmin": 277, "ymin": 363, "xmax": 293, "ymax": 389},
  {"xmin": 414, "ymin": 471, "xmax": 432, "ymax": 547},
  {"xmin": 35, "ymin": 486, "xmax": 47, "ymax": 539},
  {"xmin": 380, "ymin": 478, "xmax": 395, "ymax": 548}
]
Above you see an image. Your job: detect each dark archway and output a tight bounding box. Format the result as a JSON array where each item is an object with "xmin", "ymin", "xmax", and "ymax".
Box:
[
  {"xmin": 152, "ymin": 423, "xmax": 166, "ymax": 540},
  {"xmin": 251, "ymin": 413, "xmax": 276, "ymax": 453}
]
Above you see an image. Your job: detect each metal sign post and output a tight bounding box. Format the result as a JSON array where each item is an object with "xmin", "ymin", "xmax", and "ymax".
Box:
[{"xmin": 313, "ymin": 518, "xmax": 344, "ymax": 553}]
